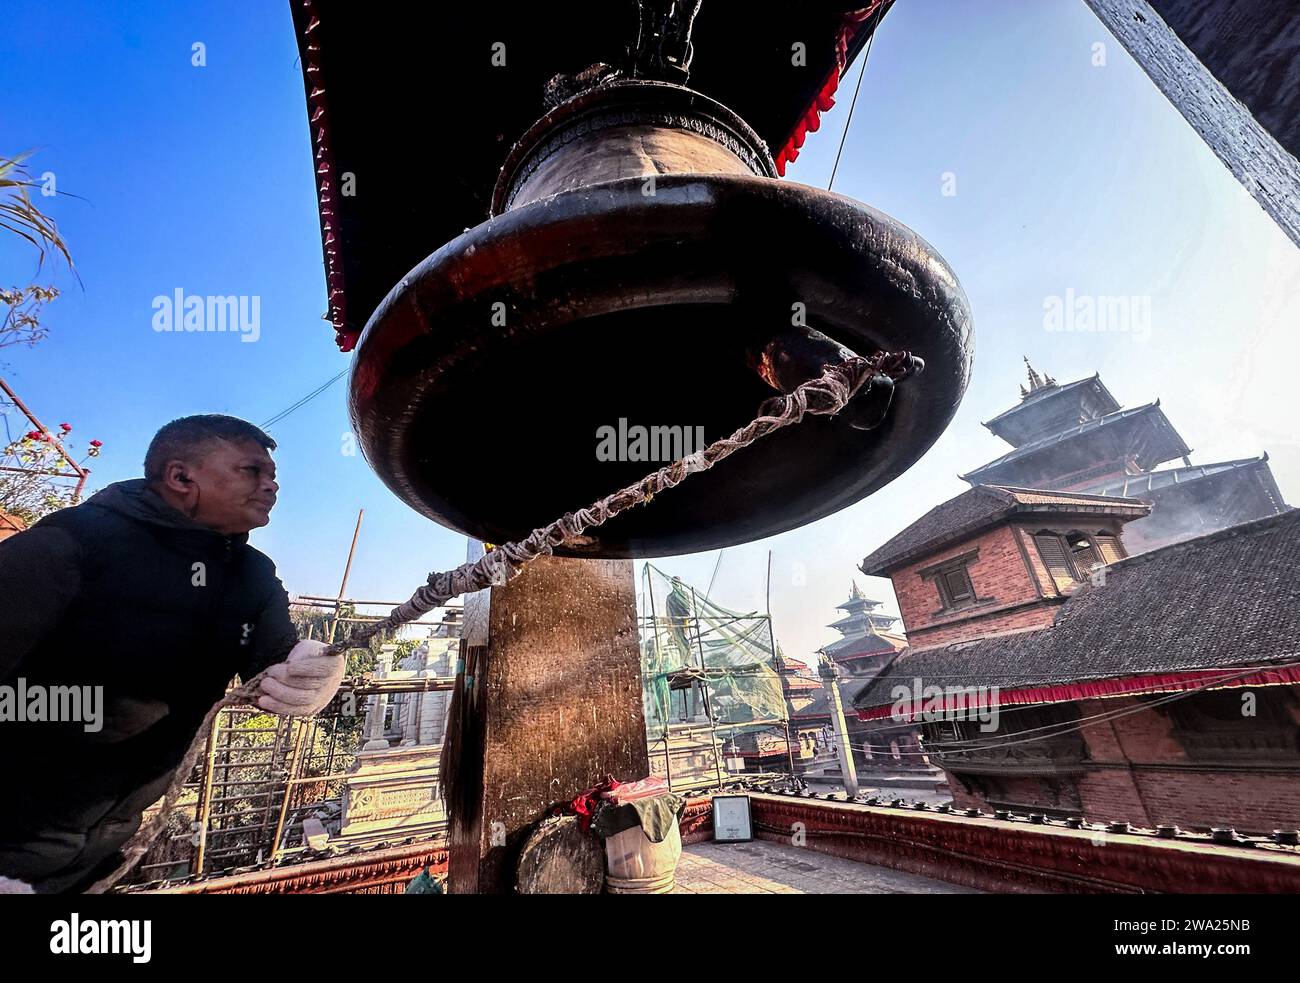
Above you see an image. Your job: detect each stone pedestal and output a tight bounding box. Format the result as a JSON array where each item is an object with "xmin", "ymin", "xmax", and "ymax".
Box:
[
  {"xmin": 447, "ymin": 556, "xmax": 649, "ymax": 894},
  {"xmin": 338, "ymin": 746, "xmax": 446, "ymax": 845}
]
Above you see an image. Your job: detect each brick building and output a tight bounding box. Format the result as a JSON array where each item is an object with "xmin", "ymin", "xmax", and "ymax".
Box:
[
  {"xmin": 854, "ymin": 492, "xmax": 1300, "ymax": 834},
  {"xmin": 859, "ymin": 485, "xmax": 1151, "ymax": 650},
  {"xmin": 961, "ymin": 360, "xmax": 1288, "ymax": 552},
  {"xmin": 779, "ymin": 654, "xmax": 829, "ymax": 763}
]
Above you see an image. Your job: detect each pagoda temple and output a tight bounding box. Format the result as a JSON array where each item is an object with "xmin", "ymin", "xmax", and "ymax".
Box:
[
  {"xmin": 794, "ymin": 584, "xmax": 939, "ymax": 784},
  {"xmin": 823, "ymin": 581, "xmax": 907, "ymax": 673},
  {"xmin": 960, "ymin": 359, "xmax": 1287, "ymax": 552}
]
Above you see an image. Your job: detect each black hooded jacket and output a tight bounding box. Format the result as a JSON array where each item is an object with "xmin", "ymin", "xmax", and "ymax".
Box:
[{"xmin": 0, "ymin": 479, "xmax": 298, "ymax": 892}]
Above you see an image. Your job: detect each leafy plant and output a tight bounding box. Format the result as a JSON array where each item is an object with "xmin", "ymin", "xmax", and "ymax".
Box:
[
  {"xmin": 0, "ymin": 285, "xmax": 59, "ymax": 350},
  {"xmin": 0, "ymin": 422, "xmax": 101, "ymax": 524},
  {"xmin": 0, "ymin": 153, "xmax": 72, "ymax": 269},
  {"xmin": 0, "ymin": 152, "xmax": 76, "ymax": 359}
]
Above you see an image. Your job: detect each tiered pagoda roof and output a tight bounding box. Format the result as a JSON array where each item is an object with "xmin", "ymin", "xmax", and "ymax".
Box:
[
  {"xmin": 961, "ymin": 402, "xmax": 1191, "ymax": 487},
  {"xmin": 960, "ymin": 360, "xmax": 1288, "ymax": 548},
  {"xmin": 981, "ymin": 362, "xmax": 1122, "ymax": 448},
  {"xmin": 821, "ymin": 582, "xmax": 907, "ymax": 664}
]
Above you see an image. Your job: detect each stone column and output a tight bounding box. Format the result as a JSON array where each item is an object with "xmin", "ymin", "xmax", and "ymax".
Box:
[
  {"xmin": 399, "ymin": 644, "xmax": 426, "ymax": 746},
  {"xmin": 447, "ymin": 554, "xmax": 649, "ymax": 894},
  {"xmin": 400, "ymin": 693, "xmax": 420, "ymax": 747},
  {"xmin": 363, "ymin": 654, "xmax": 391, "ymax": 752},
  {"xmin": 819, "ymin": 657, "xmax": 859, "ymax": 798},
  {"xmin": 418, "ymin": 664, "xmax": 445, "ymax": 746}
]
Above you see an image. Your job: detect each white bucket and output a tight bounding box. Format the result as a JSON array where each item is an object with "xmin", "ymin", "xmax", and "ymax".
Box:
[{"xmin": 604, "ymin": 820, "xmax": 682, "ymax": 894}]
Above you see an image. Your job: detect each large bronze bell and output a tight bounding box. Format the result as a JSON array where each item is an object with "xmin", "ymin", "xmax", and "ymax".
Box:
[{"xmin": 348, "ymin": 77, "xmax": 972, "ymax": 557}]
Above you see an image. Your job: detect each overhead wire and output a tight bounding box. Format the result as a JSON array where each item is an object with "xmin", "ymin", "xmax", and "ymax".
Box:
[
  {"xmin": 259, "ymin": 366, "xmax": 348, "ymax": 430},
  {"xmin": 827, "ymin": 1, "xmax": 886, "ymax": 192}
]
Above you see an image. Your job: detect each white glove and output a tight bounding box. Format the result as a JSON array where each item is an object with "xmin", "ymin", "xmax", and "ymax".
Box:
[
  {"xmin": 255, "ymin": 640, "xmax": 346, "ymax": 717},
  {"xmin": 0, "ymin": 876, "xmax": 34, "ymax": 894}
]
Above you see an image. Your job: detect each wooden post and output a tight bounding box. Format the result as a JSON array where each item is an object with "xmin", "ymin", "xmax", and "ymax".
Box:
[
  {"xmin": 327, "ymin": 508, "xmax": 364, "ymax": 644},
  {"xmin": 819, "ymin": 658, "xmax": 860, "ymax": 798},
  {"xmin": 447, "ymin": 555, "xmax": 649, "ymax": 894},
  {"xmin": 1084, "ymin": 0, "xmax": 1300, "ymax": 248}
]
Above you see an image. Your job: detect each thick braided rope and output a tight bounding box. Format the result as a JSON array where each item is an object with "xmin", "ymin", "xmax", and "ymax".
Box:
[{"xmin": 88, "ymin": 351, "xmax": 911, "ymax": 893}]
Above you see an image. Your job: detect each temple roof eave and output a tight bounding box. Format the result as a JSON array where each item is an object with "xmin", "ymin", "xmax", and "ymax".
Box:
[{"xmin": 961, "ymin": 402, "xmax": 1191, "ymax": 484}]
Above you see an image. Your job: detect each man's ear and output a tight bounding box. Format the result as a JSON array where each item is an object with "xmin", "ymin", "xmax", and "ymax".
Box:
[{"xmin": 159, "ymin": 459, "xmax": 196, "ymax": 495}]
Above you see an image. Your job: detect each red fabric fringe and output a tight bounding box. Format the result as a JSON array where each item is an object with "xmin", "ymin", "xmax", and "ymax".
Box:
[
  {"xmin": 774, "ymin": 3, "xmax": 885, "ymax": 176},
  {"xmin": 856, "ymin": 665, "xmax": 1300, "ymax": 721}
]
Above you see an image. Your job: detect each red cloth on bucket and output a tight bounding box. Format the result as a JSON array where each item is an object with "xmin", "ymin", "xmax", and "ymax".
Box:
[{"xmin": 563, "ymin": 776, "xmax": 622, "ymax": 831}]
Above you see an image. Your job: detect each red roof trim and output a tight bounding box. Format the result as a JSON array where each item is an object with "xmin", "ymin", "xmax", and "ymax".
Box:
[
  {"xmin": 295, "ymin": 0, "xmax": 356, "ymax": 352},
  {"xmin": 307, "ymin": 2, "xmax": 886, "ymax": 343},
  {"xmin": 774, "ymin": 3, "xmax": 886, "ymax": 176},
  {"xmin": 856, "ymin": 665, "xmax": 1300, "ymax": 721}
]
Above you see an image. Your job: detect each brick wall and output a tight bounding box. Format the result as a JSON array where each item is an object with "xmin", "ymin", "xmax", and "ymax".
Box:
[
  {"xmin": 710, "ymin": 794, "xmax": 1300, "ymax": 893},
  {"xmin": 947, "ymin": 774, "xmax": 1083, "ymax": 816},
  {"xmin": 1074, "ymin": 696, "xmax": 1300, "ymax": 833},
  {"xmin": 894, "ymin": 525, "xmax": 1034, "ymax": 642},
  {"xmin": 1130, "ymin": 770, "xmax": 1300, "ymax": 835},
  {"xmin": 890, "ymin": 525, "xmax": 1054, "ymax": 647}
]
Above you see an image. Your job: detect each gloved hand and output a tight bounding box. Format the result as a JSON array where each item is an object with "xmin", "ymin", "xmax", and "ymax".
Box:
[
  {"xmin": 255, "ymin": 640, "xmax": 346, "ymax": 717},
  {"xmin": 0, "ymin": 876, "xmax": 33, "ymax": 894}
]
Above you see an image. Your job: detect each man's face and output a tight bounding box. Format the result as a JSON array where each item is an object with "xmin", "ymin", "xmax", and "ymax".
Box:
[{"xmin": 186, "ymin": 440, "xmax": 279, "ymax": 535}]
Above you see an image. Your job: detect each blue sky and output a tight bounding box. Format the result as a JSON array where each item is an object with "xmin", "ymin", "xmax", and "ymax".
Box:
[{"xmin": 4, "ymin": 0, "xmax": 1297, "ymax": 660}]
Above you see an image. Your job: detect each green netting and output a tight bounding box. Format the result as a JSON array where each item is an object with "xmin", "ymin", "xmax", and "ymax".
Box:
[{"xmin": 638, "ymin": 563, "xmax": 788, "ymax": 740}]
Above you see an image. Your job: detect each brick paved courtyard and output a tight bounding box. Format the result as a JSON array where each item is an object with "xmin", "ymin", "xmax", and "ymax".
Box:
[{"xmin": 673, "ymin": 839, "xmax": 982, "ymax": 894}]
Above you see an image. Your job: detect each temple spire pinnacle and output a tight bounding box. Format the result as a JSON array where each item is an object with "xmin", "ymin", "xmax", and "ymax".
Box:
[{"xmin": 1020, "ymin": 356, "xmax": 1057, "ymax": 399}]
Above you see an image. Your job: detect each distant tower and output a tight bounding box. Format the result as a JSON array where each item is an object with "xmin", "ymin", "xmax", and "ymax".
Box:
[
  {"xmin": 822, "ymin": 581, "xmax": 905, "ymax": 676},
  {"xmin": 797, "ymin": 584, "xmax": 938, "ymax": 783}
]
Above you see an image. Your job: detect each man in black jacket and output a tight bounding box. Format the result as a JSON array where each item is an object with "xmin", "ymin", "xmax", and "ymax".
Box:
[{"xmin": 0, "ymin": 415, "xmax": 344, "ymax": 893}]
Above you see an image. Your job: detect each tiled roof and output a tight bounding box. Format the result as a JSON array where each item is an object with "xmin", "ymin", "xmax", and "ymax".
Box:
[
  {"xmin": 982, "ymin": 375, "xmax": 1106, "ymax": 428},
  {"xmin": 855, "ymin": 509, "xmax": 1300, "ymax": 710},
  {"xmin": 784, "ymin": 674, "xmax": 821, "ymax": 691},
  {"xmin": 823, "ymin": 630, "xmax": 906, "ymax": 659},
  {"xmin": 859, "ymin": 485, "xmax": 1150, "ymax": 575},
  {"xmin": 1091, "ymin": 455, "xmax": 1269, "ymax": 498},
  {"xmin": 961, "ymin": 402, "xmax": 1190, "ymax": 483},
  {"xmin": 792, "ymin": 690, "xmax": 831, "ymax": 719}
]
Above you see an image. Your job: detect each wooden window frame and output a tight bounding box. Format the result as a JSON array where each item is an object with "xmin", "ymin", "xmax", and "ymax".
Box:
[
  {"xmin": 919, "ymin": 549, "xmax": 983, "ymax": 613},
  {"xmin": 1092, "ymin": 531, "xmax": 1126, "ymax": 565},
  {"xmin": 1034, "ymin": 530, "xmax": 1078, "ymax": 584}
]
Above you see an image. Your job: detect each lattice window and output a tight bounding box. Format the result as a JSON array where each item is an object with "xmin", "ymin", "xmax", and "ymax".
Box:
[
  {"xmin": 921, "ymin": 550, "xmax": 981, "ymax": 612},
  {"xmin": 940, "ymin": 565, "xmax": 975, "ymax": 605},
  {"xmin": 1067, "ymin": 531, "xmax": 1100, "ymax": 571},
  {"xmin": 1034, "ymin": 532, "xmax": 1076, "ymax": 588},
  {"xmin": 1093, "ymin": 533, "xmax": 1124, "ymax": 564}
]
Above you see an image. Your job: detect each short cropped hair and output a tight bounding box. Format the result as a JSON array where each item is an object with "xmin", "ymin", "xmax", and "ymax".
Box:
[{"xmin": 144, "ymin": 415, "xmax": 277, "ymax": 482}]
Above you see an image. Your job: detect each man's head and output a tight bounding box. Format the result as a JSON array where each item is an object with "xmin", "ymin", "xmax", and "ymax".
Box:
[{"xmin": 145, "ymin": 415, "xmax": 279, "ymax": 535}]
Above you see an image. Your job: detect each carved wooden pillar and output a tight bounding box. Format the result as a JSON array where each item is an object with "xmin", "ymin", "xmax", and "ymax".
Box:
[{"xmin": 446, "ymin": 555, "xmax": 649, "ymax": 894}]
